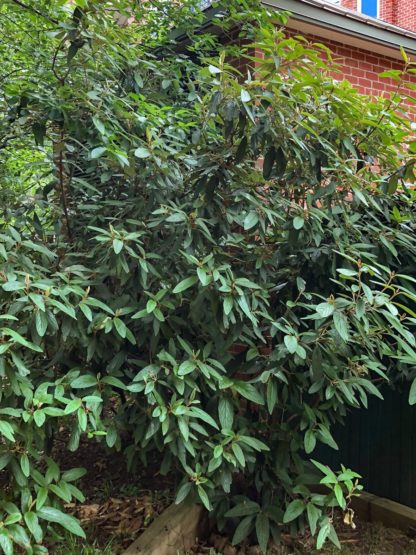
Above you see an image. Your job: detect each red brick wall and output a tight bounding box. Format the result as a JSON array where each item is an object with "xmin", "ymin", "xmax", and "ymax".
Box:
[
  {"xmin": 326, "ymin": 38, "xmax": 416, "ymax": 99},
  {"xmin": 379, "ymin": 0, "xmax": 396, "ymax": 25},
  {"xmin": 283, "ymin": 30, "xmax": 416, "ymax": 102},
  {"xmin": 393, "ymin": 1, "xmax": 416, "ymax": 33},
  {"xmin": 341, "ymin": 0, "xmax": 416, "ymax": 32},
  {"xmin": 342, "ymin": 0, "xmax": 357, "ymax": 10}
]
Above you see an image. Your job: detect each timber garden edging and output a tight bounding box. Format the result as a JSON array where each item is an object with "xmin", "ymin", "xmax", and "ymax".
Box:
[{"xmin": 122, "ymin": 492, "xmax": 416, "ymax": 554}]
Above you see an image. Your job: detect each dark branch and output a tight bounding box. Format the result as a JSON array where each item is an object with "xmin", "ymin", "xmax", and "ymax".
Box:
[{"xmin": 8, "ymin": 0, "xmax": 58, "ymax": 24}]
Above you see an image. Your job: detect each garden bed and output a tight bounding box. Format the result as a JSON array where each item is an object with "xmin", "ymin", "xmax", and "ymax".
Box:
[
  {"xmin": 48, "ymin": 437, "xmax": 175, "ymax": 554},
  {"xmin": 185, "ymin": 517, "xmax": 416, "ymax": 554}
]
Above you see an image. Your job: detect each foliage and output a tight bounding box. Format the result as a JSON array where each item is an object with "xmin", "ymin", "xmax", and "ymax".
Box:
[{"xmin": 0, "ymin": 0, "xmax": 416, "ymax": 553}]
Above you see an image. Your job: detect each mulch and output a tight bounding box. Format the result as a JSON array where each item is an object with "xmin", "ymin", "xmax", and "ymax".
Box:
[
  {"xmin": 50, "ymin": 435, "xmax": 175, "ymax": 553},
  {"xmin": 48, "ymin": 435, "xmax": 416, "ymax": 554},
  {"xmin": 188, "ymin": 515, "xmax": 416, "ymax": 554}
]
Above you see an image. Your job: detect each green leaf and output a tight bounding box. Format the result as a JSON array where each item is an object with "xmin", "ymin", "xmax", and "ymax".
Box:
[
  {"xmin": 307, "ymin": 503, "xmax": 321, "ymax": 536},
  {"xmin": 328, "ymin": 523, "xmax": 341, "ymax": 549},
  {"xmin": 311, "ymin": 459, "xmax": 337, "ymax": 481},
  {"xmin": 113, "ymin": 317, "xmax": 127, "ymax": 338},
  {"xmin": 79, "ymin": 302, "xmax": 93, "ymax": 321},
  {"xmin": 146, "ymin": 299, "xmax": 157, "ymax": 313},
  {"xmin": 92, "ymin": 116, "xmax": 105, "ymax": 134},
  {"xmin": 316, "ymin": 303, "xmax": 334, "ymax": 318},
  {"xmin": 197, "ymin": 486, "xmax": 212, "ymax": 511},
  {"xmin": 20, "ymin": 454, "xmax": 30, "ymax": 477},
  {"xmin": 318, "ymin": 425, "xmax": 338, "ymax": 450},
  {"xmin": 189, "ymin": 406, "xmax": 218, "ymax": 429},
  {"xmin": 240, "ymin": 89, "xmax": 251, "ymax": 103},
  {"xmin": 225, "ymin": 500, "xmax": 260, "ymax": 518},
  {"xmin": 35, "ymin": 310, "xmax": 48, "ymax": 337},
  {"xmin": 24, "ymin": 512, "xmax": 43, "ymax": 543},
  {"xmin": 232, "ymin": 443, "xmax": 245, "ymax": 467},
  {"xmin": 208, "ymin": 64, "xmax": 222, "ymax": 74},
  {"xmin": 409, "ymin": 378, "xmax": 416, "ymax": 405},
  {"xmin": 334, "ymin": 483, "xmax": 345, "ymax": 509},
  {"xmin": 0, "ymin": 530, "xmax": 13, "ymax": 555},
  {"xmin": 71, "ymin": 375, "xmax": 97, "ymax": 389},
  {"xmin": 4, "ymin": 512, "xmax": 21, "ymax": 525},
  {"xmin": 266, "ymin": 380, "xmax": 277, "ymax": 414},
  {"xmin": 0, "ymin": 420, "xmax": 15, "ymax": 442},
  {"xmin": 134, "ymin": 147, "xmax": 151, "ymax": 158},
  {"xmin": 1, "ymin": 328, "xmax": 43, "ymax": 352},
  {"xmin": 304, "ymin": 430, "xmax": 316, "ymax": 454},
  {"xmin": 263, "ymin": 147, "xmax": 275, "ymax": 179},
  {"xmin": 333, "ymin": 311, "xmax": 349, "ymax": 342},
  {"xmin": 218, "ymin": 397, "xmax": 234, "ymax": 430},
  {"xmin": 64, "ymin": 398, "xmax": 82, "ymax": 415},
  {"xmin": 36, "ymin": 488, "xmax": 48, "ymax": 511},
  {"xmin": 255, "ymin": 513, "xmax": 270, "ymax": 554},
  {"xmin": 113, "ymin": 238, "xmax": 124, "ymax": 254},
  {"xmin": 284, "ymin": 335, "xmax": 298, "ymax": 354},
  {"xmin": 178, "ymin": 417, "xmax": 189, "ymax": 442},
  {"xmin": 90, "ymin": 147, "xmax": 107, "ymax": 159},
  {"xmin": 317, "ymin": 520, "xmax": 330, "ymax": 549},
  {"xmin": 244, "ymin": 212, "xmax": 258, "ymax": 230},
  {"xmin": 239, "ymin": 436, "xmax": 269, "ymax": 452},
  {"xmin": 61, "ymin": 467, "xmax": 87, "ymax": 482},
  {"xmin": 213, "ymin": 445, "xmax": 223, "ymax": 458},
  {"xmin": 101, "ymin": 376, "xmax": 126, "ymax": 389},
  {"xmin": 175, "ymin": 481, "xmax": 192, "ymax": 505},
  {"xmin": 232, "ymin": 515, "xmax": 254, "ymax": 545},
  {"xmin": 178, "ymin": 360, "xmax": 196, "ymax": 376},
  {"xmin": 173, "ymin": 276, "xmax": 198, "ymax": 294},
  {"xmin": 233, "ymin": 382, "xmax": 264, "ymax": 405},
  {"xmin": 293, "ymin": 216, "xmax": 305, "ymax": 230},
  {"xmin": 283, "ymin": 499, "xmax": 304, "ymax": 523},
  {"xmin": 33, "ymin": 410, "xmax": 45, "ymax": 427},
  {"xmin": 37, "ymin": 507, "xmax": 86, "ymax": 538}
]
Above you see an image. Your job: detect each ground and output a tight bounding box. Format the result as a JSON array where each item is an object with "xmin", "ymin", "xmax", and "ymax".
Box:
[
  {"xmin": 49, "ymin": 439, "xmax": 416, "ymax": 554},
  {"xmin": 187, "ymin": 520, "xmax": 416, "ymax": 554}
]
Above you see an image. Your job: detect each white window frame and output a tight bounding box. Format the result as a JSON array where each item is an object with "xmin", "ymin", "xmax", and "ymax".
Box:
[{"xmin": 357, "ymin": 0, "xmax": 380, "ymax": 18}]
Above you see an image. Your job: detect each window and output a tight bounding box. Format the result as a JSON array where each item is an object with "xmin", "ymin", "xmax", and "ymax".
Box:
[{"xmin": 358, "ymin": 0, "xmax": 379, "ymax": 17}]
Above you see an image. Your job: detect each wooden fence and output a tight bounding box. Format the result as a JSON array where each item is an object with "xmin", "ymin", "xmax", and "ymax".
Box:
[{"xmin": 317, "ymin": 387, "xmax": 416, "ymax": 508}]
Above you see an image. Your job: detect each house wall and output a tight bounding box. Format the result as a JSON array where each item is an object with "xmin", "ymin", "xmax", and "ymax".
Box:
[
  {"xmin": 282, "ymin": 30, "xmax": 416, "ymax": 104},
  {"xmin": 324, "ymin": 37, "xmax": 416, "ymax": 99},
  {"xmin": 340, "ymin": 0, "xmax": 416, "ymax": 33}
]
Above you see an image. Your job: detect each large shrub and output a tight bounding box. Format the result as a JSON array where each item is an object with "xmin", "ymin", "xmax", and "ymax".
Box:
[{"xmin": 1, "ymin": 0, "xmax": 416, "ymax": 552}]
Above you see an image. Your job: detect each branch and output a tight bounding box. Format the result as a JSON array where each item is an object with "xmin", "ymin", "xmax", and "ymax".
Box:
[{"xmin": 8, "ymin": 0, "xmax": 58, "ymax": 24}]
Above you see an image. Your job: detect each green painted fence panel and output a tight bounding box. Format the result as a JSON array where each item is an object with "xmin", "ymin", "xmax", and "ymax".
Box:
[{"xmin": 317, "ymin": 387, "xmax": 416, "ymax": 508}]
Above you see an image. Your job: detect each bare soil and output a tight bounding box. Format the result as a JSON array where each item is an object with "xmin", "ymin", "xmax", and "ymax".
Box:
[{"xmin": 50, "ymin": 436, "xmax": 175, "ymax": 553}]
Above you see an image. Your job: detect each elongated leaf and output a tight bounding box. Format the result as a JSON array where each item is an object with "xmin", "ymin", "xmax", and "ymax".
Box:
[
  {"xmin": 0, "ymin": 530, "xmax": 13, "ymax": 555},
  {"xmin": 173, "ymin": 276, "xmax": 198, "ymax": 294},
  {"xmin": 255, "ymin": 513, "xmax": 270, "ymax": 554},
  {"xmin": 232, "ymin": 515, "xmax": 254, "ymax": 545},
  {"xmin": 307, "ymin": 503, "xmax": 321, "ymax": 536},
  {"xmin": 24, "ymin": 512, "xmax": 43, "ymax": 543},
  {"xmin": 37, "ymin": 507, "xmax": 85, "ymax": 538},
  {"xmin": 284, "ymin": 335, "xmax": 298, "ymax": 354},
  {"xmin": 0, "ymin": 420, "xmax": 15, "ymax": 442},
  {"xmin": 409, "ymin": 378, "xmax": 416, "ymax": 405},
  {"xmin": 1, "ymin": 328, "xmax": 42, "ymax": 352},
  {"xmin": 283, "ymin": 499, "xmax": 304, "ymax": 523},
  {"xmin": 225, "ymin": 500, "xmax": 260, "ymax": 518},
  {"xmin": 218, "ymin": 397, "xmax": 234, "ymax": 430},
  {"xmin": 197, "ymin": 486, "xmax": 212, "ymax": 511},
  {"xmin": 71, "ymin": 375, "xmax": 97, "ymax": 389},
  {"xmin": 175, "ymin": 481, "xmax": 192, "ymax": 504},
  {"xmin": 233, "ymin": 382, "xmax": 264, "ymax": 405}
]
